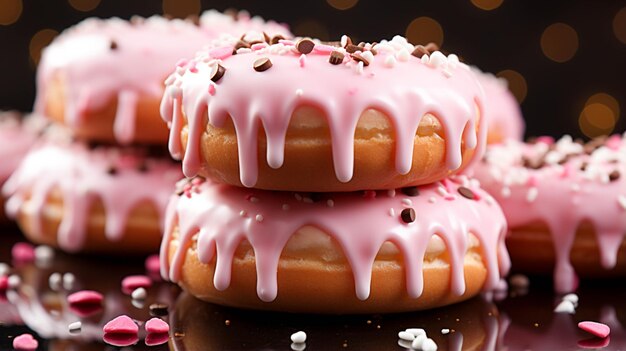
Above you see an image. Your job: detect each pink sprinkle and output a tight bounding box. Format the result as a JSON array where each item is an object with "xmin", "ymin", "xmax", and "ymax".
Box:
[
  {"xmin": 145, "ymin": 317, "xmax": 170, "ymax": 334},
  {"xmin": 176, "ymin": 59, "xmax": 188, "ymax": 67},
  {"xmin": 298, "ymin": 54, "xmax": 306, "ymax": 68},
  {"xmin": 121, "ymin": 275, "xmax": 151, "ymax": 294},
  {"xmin": 145, "ymin": 254, "xmax": 160, "ymax": 274},
  {"xmin": 278, "ymin": 39, "xmax": 295, "ymax": 46},
  {"xmin": 67, "ymin": 290, "xmax": 103, "ymax": 306},
  {"xmin": 536, "ymin": 136, "xmax": 555, "ymax": 145},
  {"xmin": 189, "ymin": 67, "xmax": 198, "ymax": 73},
  {"xmin": 578, "ymin": 321, "xmax": 610, "ymax": 339},
  {"xmin": 472, "ymin": 190, "xmax": 482, "ymax": 201},
  {"xmin": 561, "ymin": 163, "xmax": 573, "ymax": 178},
  {"xmin": 251, "ymin": 43, "xmax": 268, "ymax": 51},
  {"xmin": 209, "ymin": 46, "xmax": 233, "ymax": 60},
  {"xmin": 442, "ymin": 178, "xmax": 454, "ymax": 193},
  {"xmin": 0, "ymin": 275, "xmax": 8, "ymax": 290},
  {"xmin": 103, "ymin": 315, "xmax": 138, "ymax": 335},
  {"xmin": 208, "ymin": 84, "xmax": 216, "ymax": 96},
  {"xmin": 313, "ymin": 44, "xmax": 335, "ymax": 54},
  {"xmin": 12, "ymin": 333, "xmax": 38, "ymax": 351},
  {"xmin": 444, "ymin": 195, "xmax": 456, "ymax": 201},
  {"xmin": 606, "ymin": 134, "xmax": 621, "ymax": 150},
  {"xmin": 12, "ymin": 242, "xmax": 35, "ymax": 262},
  {"xmin": 526, "ymin": 175, "xmax": 539, "ymax": 187}
]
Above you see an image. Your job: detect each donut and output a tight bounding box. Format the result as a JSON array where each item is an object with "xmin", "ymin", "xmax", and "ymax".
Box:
[
  {"xmin": 160, "ymin": 35, "xmax": 488, "ymax": 192},
  {"xmin": 473, "ymin": 69, "xmax": 525, "ymax": 143},
  {"xmin": 35, "ymin": 13, "xmax": 290, "ymax": 145},
  {"xmin": 160, "ymin": 176, "xmax": 509, "ymax": 313},
  {"xmin": 473, "ymin": 134, "xmax": 626, "ymax": 293},
  {"xmin": 0, "ymin": 112, "xmax": 46, "ymax": 222},
  {"xmin": 2, "ymin": 139, "xmax": 181, "ymax": 254}
]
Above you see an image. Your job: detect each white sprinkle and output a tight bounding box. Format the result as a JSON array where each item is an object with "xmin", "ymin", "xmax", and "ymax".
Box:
[
  {"xmin": 239, "ymin": 210, "xmax": 247, "ymax": 217},
  {"xmin": 131, "ymin": 287, "xmax": 147, "ymax": 300},
  {"xmin": 249, "ymin": 196, "xmax": 259, "ymax": 203},
  {"xmin": 411, "ymin": 334, "xmax": 427, "ymax": 349},
  {"xmin": 442, "ymin": 69, "xmax": 452, "ymax": 78},
  {"xmin": 298, "ymin": 54, "xmax": 306, "ymax": 68},
  {"xmin": 255, "ymin": 214, "xmax": 264, "ymax": 222},
  {"xmin": 421, "ymin": 54, "xmax": 430, "ymax": 64},
  {"xmin": 49, "ymin": 272, "xmax": 62, "ymax": 290},
  {"xmin": 618, "ymin": 195, "xmax": 626, "ymax": 211},
  {"xmin": 282, "ymin": 204, "xmax": 290, "ymax": 211},
  {"xmin": 63, "ymin": 273, "xmax": 75, "ymax": 290},
  {"xmin": 0, "ymin": 263, "xmax": 9, "ymax": 276},
  {"xmin": 437, "ymin": 187, "xmax": 447, "ymax": 197},
  {"xmin": 341, "ymin": 35, "xmax": 349, "ymax": 47},
  {"xmin": 132, "ymin": 298, "xmax": 145, "ymax": 309},
  {"xmin": 387, "ymin": 189, "xmax": 396, "ymax": 197},
  {"xmin": 509, "ymin": 274, "xmax": 530, "ymax": 289},
  {"xmin": 447, "ymin": 54, "xmax": 460, "ymax": 68},
  {"xmin": 422, "ymin": 338, "xmax": 438, "ymax": 351},
  {"xmin": 35, "ymin": 245, "xmax": 54, "ymax": 264},
  {"xmin": 398, "ymin": 331, "xmax": 416, "ymax": 341},
  {"xmin": 388, "ymin": 208, "xmax": 395, "ymax": 217},
  {"xmin": 428, "ymin": 197, "xmax": 436, "ymax": 203},
  {"xmin": 398, "ymin": 340, "xmax": 413, "ymax": 349},
  {"xmin": 405, "ymin": 328, "xmax": 426, "ymax": 337},
  {"xmin": 361, "ymin": 50, "xmax": 374, "ymax": 64},
  {"xmin": 501, "ymin": 187, "xmax": 511, "ymax": 198},
  {"xmin": 68, "ymin": 321, "xmax": 82, "ymax": 333},
  {"xmin": 236, "ymin": 48, "xmax": 252, "ymax": 54},
  {"xmin": 441, "ymin": 328, "xmax": 450, "ymax": 334},
  {"xmin": 326, "ymin": 199, "xmax": 334, "ymax": 207},
  {"xmin": 526, "ymin": 187, "xmax": 538, "ymax": 202},
  {"xmin": 291, "ymin": 342, "xmax": 306, "ymax": 351},
  {"xmin": 295, "ymin": 89, "xmax": 304, "ymax": 96},
  {"xmin": 384, "ymin": 55, "xmax": 396, "ymax": 68},
  {"xmin": 290, "ymin": 331, "xmax": 307, "ymax": 343},
  {"xmin": 429, "ymin": 51, "xmax": 447, "ymax": 68},
  {"xmin": 563, "ymin": 293, "xmax": 579, "ymax": 306},
  {"xmin": 8, "ymin": 274, "xmax": 20, "ymax": 288},
  {"xmin": 396, "ymin": 48, "xmax": 410, "ymax": 62},
  {"xmin": 355, "ymin": 61, "xmax": 364, "ymax": 74},
  {"xmin": 554, "ymin": 300, "xmax": 576, "ymax": 314},
  {"xmin": 402, "ymin": 199, "xmax": 413, "ymax": 207}
]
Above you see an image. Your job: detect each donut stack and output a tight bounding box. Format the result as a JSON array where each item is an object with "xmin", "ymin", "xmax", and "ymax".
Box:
[
  {"xmin": 2, "ymin": 12, "xmax": 290, "ymax": 255},
  {"xmin": 158, "ymin": 34, "xmax": 511, "ymax": 313}
]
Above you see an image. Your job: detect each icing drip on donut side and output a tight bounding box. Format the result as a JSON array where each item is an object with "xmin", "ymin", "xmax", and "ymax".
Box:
[
  {"xmin": 160, "ymin": 35, "xmax": 487, "ymax": 187},
  {"xmin": 0, "ymin": 112, "xmax": 41, "ymax": 181},
  {"xmin": 474, "ymin": 134, "xmax": 626, "ymax": 293},
  {"xmin": 2, "ymin": 142, "xmax": 181, "ymax": 251},
  {"xmin": 161, "ymin": 177, "xmax": 509, "ymax": 302}
]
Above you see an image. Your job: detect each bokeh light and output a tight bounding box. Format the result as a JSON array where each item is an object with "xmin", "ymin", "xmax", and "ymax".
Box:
[
  {"xmin": 293, "ymin": 19, "xmax": 330, "ymax": 41},
  {"xmin": 540, "ymin": 23, "xmax": 579, "ymax": 63},
  {"xmin": 579, "ymin": 93, "xmax": 620, "ymax": 138},
  {"xmin": 614, "ymin": 7, "xmax": 626, "ymax": 44},
  {"xmin": 162, "ymin": 0, "xmax": 200, "ymax": 18},
  {"xmin": 470, "ymin": 0, "xmax": 503, "ymax": 11},
  {"xmin": 68, "ymin": 0, "xmax": 100, "ymax": 12},
  {"xmin": 0, "ymin": 0, "xmax": 22, "ymax": 26},
  {"xmin": 405, "ymin": 17, "xmax": 444, "ymax": 47},
  {"xmin": 327, "ymin": 0, "xmax": 359, "ymax": 11},
  {"xmin": 496, "ymin": 69, "xmax": 528, "ymax": 103},
  {"xmin": 29, "ymin": 29, "xmax": 58, "ymax": 66}
]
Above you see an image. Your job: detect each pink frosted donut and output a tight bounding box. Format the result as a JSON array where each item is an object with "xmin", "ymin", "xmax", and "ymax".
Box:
[
  {"xmin": 2, "ymin": 139, "xmax": 181, "ymax": 254},
  {"xmin": 473, "ymin": 134, "xmax": 626, "ymax": 293},
  {"xmin": 161, "ymin": 35, "xmax": 488, "ymax": 192},
  {"xmin": 35, "ymin": 13, "xmax": 290, "ymax": 145},
  {"xmin": 160, "ymin": 175, "xmax": 509, "ymax": 313},
  {"xmin": 473, "ymin": 70, "xmax": 524, "ymax": 143}
]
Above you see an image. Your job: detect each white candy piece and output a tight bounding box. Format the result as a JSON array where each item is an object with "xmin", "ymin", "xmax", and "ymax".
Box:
[
  {"xmin": 411, "ymin": 334, "xmax": 427, "ymax": 349},
  {"xmin": 290, "ymin": 331, "xmax": 307, "ymax": 344},
  {"xmin": 422, "ymin": 338, "xmax": 438, "ymax": 351},
  {"xmin": 441, "ymin": 328, "xmax": 450, "ymax": 334},
  {"xmin": 384, "ymin": 55, "xmax": 396, "ymax": 68},
  {"xmin": 35, "ymin": 245, "xmax": 55, "ymax": 263},
  {"xmin": 429, "ymin": 51, "xmax": 447, "ymax": 68},
  {"xmin": 405, "ymin": 328, "xmax": 426, "ymax": 337},
  {"xmin": 68, "ymin": 321, "xmax": 82, "ymax": 332},
  {"xmin": 8, "ymin": 274, "xmax": 21, "ymax": 288},
  {"xmin": 63, "ymin": 273, "xmax": 75, "ymax": 290},
  {"xmin": 562, "ymin": 293, "xmax": 579, "ymax": 306},
  {"xmin": 49, "ymin": 272, "xmax": 62, "ymax": 290},
  {"xmin": 291, "ymin": 342, "xmax": 306, "ymax": 351},
  {"xmin": 554, "ymin": 300, "xmax": 576, "ymax": 314},
  {"xmin": 131, "ymin": 287, "xmax": 147, "ymax": 300},
  {"xmin": 0, "ymin": 262, "xmax": 10, "ymax": 276},
  {"xmin": 398, "ymin": 331, "xmax": 416, "ymax": 341}
]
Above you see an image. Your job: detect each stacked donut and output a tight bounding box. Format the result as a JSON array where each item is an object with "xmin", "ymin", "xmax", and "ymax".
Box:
[
  {"xmin": 158, "ymin": 34, "xmax": 511, "ymax": 313},
  {"xmin": 2, "ymin": 12, "xmax": 290, "ymax": 255}
]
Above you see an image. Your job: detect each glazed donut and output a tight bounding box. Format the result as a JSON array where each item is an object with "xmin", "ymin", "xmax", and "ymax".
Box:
[
  {"xmin": 2, "ymin": 139, "xmax": 181, "ymax": 254},
  {"xmin": 160, "ymin": 176, "xmax": 509, "ymax": 313},
  {"xmin": 473, "ymin": 69, "xmax": 524, "ymax": 143},
  {"xmin": 473, "ymin": 134, "xmax": 626, "ymax": 293},
  {"xmin": 35, "ymin": 13, "xmax": 290, "ymax": 145},
  {"xmin": 161, "ymin": 35, "xmax": 487, "ymax": 192},
  {"xmin": 0, "ymin": 112, "xmax": 46, "ymax": 222}
]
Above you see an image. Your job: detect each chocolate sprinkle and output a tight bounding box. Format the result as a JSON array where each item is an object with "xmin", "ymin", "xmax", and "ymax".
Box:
[
  {"xmin": 296, "ymin": 38, "xmax": 315, "ymax": 54},
  {"xmin": 345, "ymin": 44, "xmax": 361, "ymax": 54},
  {"xmin": 401, "ymin": 187, "xmax": 420, "ymax": 197},
  {"xmin": 329, "ymin": 51, "xmax": 345, "ymax": 65},
  {"xmin": 110, "ymin": 40, "xmax": 118, "ymax": 50},
  {"xmin": 411, "ymin": 45, "xmax": 430, "ymax": 58},
  {"xmin": 270, "ymin": 35, "xmax": 285, "ymax": 45},
  {"xmin": 400, "ymin": 208, "xmax": 416, "ymax": 223},
  {"xmin": 149, "ymin": 303, "xmax": 169, "ymax": 317},
  {"xmin": 235, "ymin": 40, "xmax": 250, "ymax": 50},
  {"xmin": 210, "ymin": 64, "xmax": 226, "ymax": 82},
  {"xmin": 253, "ymin": 57, "xmax": 273, "ymax": 72},
  {"xmin": 263, "ymin": 32, "xmax": 271, "ymax": 44},
  {"xmin": 350, "ymin": 52, "xmax": 370, "ymax": 66},
  {"xmin": 609, "ymin": 170, "xmax": 621, "ymax": 182},
  {"xmin": 458, "ymin": 187, "xmax": 476, "ymax": 200}
]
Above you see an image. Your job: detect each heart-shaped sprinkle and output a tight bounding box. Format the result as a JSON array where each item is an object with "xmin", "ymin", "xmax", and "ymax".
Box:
[
  {"xmin": 578, "ymin": 321, "xmax": 610, "ymax": 339},
  {"xmin": 103, "ymin": 315, "xmax": 138, "ymax": 335},
  {"xmin": 13, "ymin": 333, "xmax": 38, "ymax": 350}
]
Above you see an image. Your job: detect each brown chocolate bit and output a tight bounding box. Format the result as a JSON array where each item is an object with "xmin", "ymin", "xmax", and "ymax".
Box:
[
  {"xmin": 580, "ymin": 162, "xmax": 588, "ymax": 171},
  {"xmin": 425, "ymin": 42, "xmax": 439, "ymax": 52},
  {"xmin": 149, "ymin": 303, "xmax": 169, "ymax": 316},
  {"xmin": 345, "ymin": 44, "xmax": 361, "ymax": 53},
  {"xmin": 458, "ymin": 187, "xmax": 476, "ymax": 200},
  {"xmin": 522, "ymin": 157, "xmax": 544, "ymax": 170},
  {"xmin": 247, "ymin": 40, "xmax": 264, "ymax": 46},
  {"xmin": 186, "ymin": 14, "xmax": 200, "ymax": 26},
  {"xmin": 110, "ymin": 40, "xmax": 118, "ymax": 50},
  {"xmin": 350, "ymin": 52, "xmax": 370, "ymax": 66},
  {"xmin": 296, "ymin": 38, "xmax": 316, "ymax": 54},
  {"xmin": 253, "ymin": 57, "xmax": 273, "ymax": 72},
  {"xmin": 609, "ymin": 170, "xmax": 621, "ymax": 182},
  {"xmin": 401, "ymin": 187, "xmax": 420, "ymax": 197},
  {"xmin": 210, "ymin": 64, "xmax": 226, "ymax": 82},
  {"xmin": 411, "ymin": 45, "xmax": 430, "ymax": 58},
  {"xmin": 270, "ymin": 34, "xmax": 285, "ymax": 45},
  {"xmin": 235, "ymin": 40, "xmax": 250, "ymax": 50},
  {"xmin": 107, "ymin": 167, "xmax": 117, "ymax": 175},
  {"xmin": 400, "ymin": 208, "xmax": 416, "ymax": 223},
  {"xmin": 263, "ymin": 32, "xmax": 271, "ymax": 44},
  {"xmin": 329, "ymin": 51, "xmax": 345, "ymax": 65}
]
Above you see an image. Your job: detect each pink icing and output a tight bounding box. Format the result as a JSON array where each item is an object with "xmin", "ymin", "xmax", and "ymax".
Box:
[
  {"xmin": 145, "ymin": 317, "xmax": 169, "ymax": 334},
  {"xmin": 473, "ymin": 135, "xmax": 626, "ymax": 293},
  {"xmin": 2, "ymin": 141, "xmax": 180, "ymax": 252},
  {"xmin": 161, "ymin": 176, "xmax": 509, "ymax": 302},
  {"xmin": 474, "ymin": 70, "xmax": 525, "ymax": 141},
  {"xmin": 0, "ymin": 112, "xmax": 41, "ymax": 182},
  {"xmin": 160, "ymin": 35, "xmax": 487, "ymax": 188},
  {"xmin": 35, "ymin": 13, "xmax": 290, "ymax": 144}
]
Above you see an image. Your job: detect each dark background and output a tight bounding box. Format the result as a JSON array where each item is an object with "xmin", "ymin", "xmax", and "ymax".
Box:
[{"xmin": 0, "ymin": 0, "xmax": 624, "ymax": 139}]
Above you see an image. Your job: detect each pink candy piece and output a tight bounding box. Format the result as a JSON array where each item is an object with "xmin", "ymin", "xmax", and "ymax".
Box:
[
  {"xmin": 145, "ymin": 317, "xmax": 170, "ymax": 334},
  {"xmin": 145, "ymin": 332, "xmax": 169, "ymax": 346},
  {"xmin": 121, "ymin": 275, "xmax": 152, "ymax": 294},
  {"xmin": 536, "ymin": 136, "xmax": 555, "ymax": 145},
  {"xmin": 11, "ymin": 242, "xmax": 35, "ymax": 262},
  {"xmin": 0, "ymin": 275, "xmax": 8, "ymax": 290},
  {"xmin": 67, "ymin": 290, "xmax": 103, "ymax": 306},
  {"xmin": 578, "ymin": 321, "xmax": 610, "ymax": 339},
  {"xmin": 103, "ymin": 333, "xmax": 139, "ymax": 347},
  {"xmin": 12, "ymin": 333, "xmax": 38, "ymax": 351},
  {"xmin": 103, "ymin": 315, "xmax": 138, "ymax": 335},
  {"xmin": 145, "ymin": 254, "xmax": 160, "ymax": 274}
]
